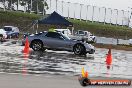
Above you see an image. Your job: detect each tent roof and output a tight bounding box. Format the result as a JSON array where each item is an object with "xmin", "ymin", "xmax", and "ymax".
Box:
[{"xmin": 38, "ymin": 11, "xmax": 73, "ymax": 26}]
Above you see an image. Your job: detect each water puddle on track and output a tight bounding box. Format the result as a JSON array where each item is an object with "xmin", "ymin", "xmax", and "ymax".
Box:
[{"xmin": 0, "ymin": 41, "xmax": 132, "ymax": 79}]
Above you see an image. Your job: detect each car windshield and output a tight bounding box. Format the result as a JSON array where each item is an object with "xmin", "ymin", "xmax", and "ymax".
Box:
[
  {"xmin": 61, "ymin": 33, "xmax": 71, "ymax": 40},
  {"xmin": 4, "ymin": 27, "xmax": 12, "ymax": 31},
  {"xmin": 78, "ymin": 31, "xmax": 84, "ymax": 35}
]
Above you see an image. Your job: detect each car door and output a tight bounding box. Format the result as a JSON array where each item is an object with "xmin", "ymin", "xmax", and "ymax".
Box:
[{"xmin": 44, "ymin": 32, "xmax": 71, "ymax": 50}]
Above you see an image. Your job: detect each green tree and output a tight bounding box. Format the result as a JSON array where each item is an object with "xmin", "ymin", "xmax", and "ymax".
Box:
[
  {"xmin": 6, "ymin": 0, "xmax": 18, "ymax": 10},
  {"xmin": 20, "ymin": 0, "xmax": 49, "ymax": 14},
  {"xmin": 32, "ymin": 0, "xmax": 48, "ymax": 14}
]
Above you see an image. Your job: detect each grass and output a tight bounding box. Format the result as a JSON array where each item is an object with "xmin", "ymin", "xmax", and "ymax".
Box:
[
  {"xmin": 0, "ymin": 10, "xmax": 40, "ymax": 32},
  {"xmin": 1, "ymin": 10, "xmax": 132, "ymax": 39},
  {"xmin": 94, "ymin": 43, "xmax": 132, "ymax": 51}
]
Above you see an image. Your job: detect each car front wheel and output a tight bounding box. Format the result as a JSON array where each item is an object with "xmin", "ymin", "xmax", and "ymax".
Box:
[{"xmin": 73, "ymin": 44, "xmax": 87, "ymax": 55}]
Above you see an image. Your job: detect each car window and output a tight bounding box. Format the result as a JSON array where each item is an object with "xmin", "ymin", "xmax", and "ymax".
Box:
[
  {"xmin": 78, "ymin": 31, "xmax": 84, "ymax": 35},
  {"xmin": 45, "ymin": 32, "xmax": 64, "ymax": 40},
  {"xmin": 84, "ymin": 32, "xmax": 87, "ymax": 35},
  {"xmin": 4, "ymin": 27, "xmax": 12, "ymax": 31}
]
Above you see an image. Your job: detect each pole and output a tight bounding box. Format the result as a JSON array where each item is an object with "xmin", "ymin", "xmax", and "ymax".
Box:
[
  {"xmin": 61, "ymin": 1, "xmax": 63, "ymax": 15},
  {"xmin": 68, "ymin": 2, "xmax": 70, "ymax": 19},
  {"xmin": 2, "ymin": 0, "xmax": 6, "ymax": 11},
  {"xmin": 92, "ymin": 6, "xmax": 95, "ymax": 23},
  {"xmin": 98, "ymin": 7, "xmax": 100, "ymax": 22},
  {"xmin": 86, "ymin": 5, "xmax": 89, "ymax": 22},
  {"xmin": 37, "ymin": 1, "xmax": 39, "ymax": 14},
  {"xmin": 122, "ymin": 10, "xmax": 124, "ymax": 27},
  {"xmin": 128, "ymin": 11, "xmax": 130, "ymax": 27},
  {"xmin": 50, "ymin": 0, "xmax": 51, "ymax": 13},
  {"xmin": 109, "ymin": 8, "xmax": 112, "ymax": 25},
  {"xmin": 11, "ymin": 0, "xmax": 12, "ymax": 11},
  {"xmin": 43, "ymin": 0, "xmax": 45, "ymax": 15},
  {"xmin": 56, "ymin": 0, "xmax": 57, "ymax": 12},
  {"xmin": 104, "ymin": 7, "xmax": 107, "ymax": 25},
  {"xmin": 115, "ymin": 9, "xmax": 118, "ymax": 26},
  {"xmin": 30, "ymin": 0, "xmax": 32, "ymax": 14},
  {"xmin": 80, "ymin": 4, "xmax": 82, "ymax": 21},
  {"xmin": 17, "ymin": 0, "xmax": 19, "ymax": 10},
  {"xmin": 24, "ymin": 1, "xmax": 26, "ymax": 13},
  {"xmin": 74, "ymin": 3, "xmax": 77, "ymax": 20}
]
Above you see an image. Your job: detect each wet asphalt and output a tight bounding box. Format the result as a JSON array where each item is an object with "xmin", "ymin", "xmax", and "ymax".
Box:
[{"xmin": 0, "ymin": 40, "xmax": 132, "ymax": 79}]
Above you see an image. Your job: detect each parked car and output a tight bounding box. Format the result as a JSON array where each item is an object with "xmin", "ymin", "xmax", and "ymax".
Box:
[
  {"xmin": 129, "ymin": 39, "xmax": 132, "ymax": 45},
  {"xmin": 0, "ymin": 29, "xmax": 7, "ymax": 41},
  {"xmin": 22, "ymin": 31, "xmax": 95, "ymax": 55},
  {"xmin": 3, "ymin": 26, "xmax": 19, "ymax": 38},
  {"xmin": 74, "ymin": 30, "xmax": 96, "ymax": 42},
  {"xmin": 54, "ymin": 29, "xmax": 96, "ymax": 43}
]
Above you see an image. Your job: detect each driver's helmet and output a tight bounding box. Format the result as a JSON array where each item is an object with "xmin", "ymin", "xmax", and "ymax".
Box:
[{"xmin": 48, "ymin": 28, "xmax": 56, "ymax": 32}]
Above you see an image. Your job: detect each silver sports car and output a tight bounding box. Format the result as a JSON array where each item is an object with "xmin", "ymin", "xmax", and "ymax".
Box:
[{"xmin": 22, "ymin": 31, "xmax": 95, "ymax": 55}]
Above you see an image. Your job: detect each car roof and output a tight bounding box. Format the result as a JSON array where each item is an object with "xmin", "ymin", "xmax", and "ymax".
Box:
[
  {"xmin": 54, "ymin": 29, "xmax": 70, "ymax": 31},
  {"xmin": 4, "ymin": 26, "xmax": 16, "ymax": 28}
]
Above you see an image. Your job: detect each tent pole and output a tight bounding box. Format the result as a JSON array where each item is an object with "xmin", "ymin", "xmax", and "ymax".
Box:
[
  {"xmin": 72, "ymin": 27, "xmax": 74, "ymax": 35},
  {"xmin": 43, "ymin": 0, "xmax": 45, "ymax": 15},
  {"xmin": 36, "ymin": 22, "xmax": 38, "ymax": 33}
]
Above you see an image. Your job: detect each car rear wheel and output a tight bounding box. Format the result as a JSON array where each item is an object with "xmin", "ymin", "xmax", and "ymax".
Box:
[
  {"xmin": 73, "ymin": 44, "xmax": 87, "ymax": 55},
  {"xmin": 31, "ymin": 40, "xmax": 45, "ymax": 51}
]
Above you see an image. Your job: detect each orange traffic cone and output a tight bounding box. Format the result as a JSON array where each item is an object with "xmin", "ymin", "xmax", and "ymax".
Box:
[
  {"xmin": 23, "ymin": 37, "xmax": 30, "ymax": 54},
  {"xmin": 84, "ymin": 71, "xmax": 88, "ymax": 78},
  {"xmin": 106, "ymin": 48, "xmax": 112, "ymax": 69}
]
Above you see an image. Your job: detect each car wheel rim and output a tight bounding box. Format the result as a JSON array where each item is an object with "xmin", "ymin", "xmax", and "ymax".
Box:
[
  {"xmin": 32, "ymin": 42, "xmax": 42, "ymax": 51},
  {"xmin": 74, "ymin": 45, "xmax": 82, "ymax": 54}
]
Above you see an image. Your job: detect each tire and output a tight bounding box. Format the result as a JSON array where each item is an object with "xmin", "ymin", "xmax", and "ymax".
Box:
[
  {"xmin": 73, "ymin": 44, "xmax": 87, "ymax": 55},
  {"xmin": 88, "ymin": 49, "xmax": 95, "ymax": 54},
  {"xmin": 79, "ymin": 78, "xmax": 91, "ymax": 86},
  {"xmin": 30, "ymin": 40, "xmax": 45, "ymax": 51}
]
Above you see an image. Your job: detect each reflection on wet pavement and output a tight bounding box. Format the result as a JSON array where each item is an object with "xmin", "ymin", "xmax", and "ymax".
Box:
[{"xmin": 0, "ymin": 41, "xmax": 132, "ymax": 79}]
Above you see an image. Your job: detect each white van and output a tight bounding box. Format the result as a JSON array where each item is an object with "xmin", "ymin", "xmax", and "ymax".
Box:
[{"xmin": 54, "ymin": 29, "xmax": 72, "ymax": 37}]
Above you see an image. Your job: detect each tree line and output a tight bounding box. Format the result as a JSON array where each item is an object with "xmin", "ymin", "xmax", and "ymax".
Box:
[{"xmin": 1, "ymin": 0, "xmax": 49, "ymax": 15}]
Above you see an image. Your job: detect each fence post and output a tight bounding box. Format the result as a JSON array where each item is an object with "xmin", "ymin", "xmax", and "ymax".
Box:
[
  {"xmin": 103, "ymin": 7, "xmax": 106, "ymax": 25},
  {"xmin": 2, "ymin": 0, "xmax": 6, "ymax": 11},
  {"xmin": 30, "ymin": 0, "xmax": 32, "ymax": 14},
  {"xmin": 92, "ymin": 6, "xmax": 95, "ymax": 23},
  {"xmin": 128, "ymin": 11, "xmax": 130, "ymax": 27},
  {"xmin": 86, "ymin": 5, "xmax": 90, "ymax": 22},
  {"xmin": 61, "ymin": 1, "xmax": 63, "ymax": 15},
  {"xmin": 17, "ymin": 0, "xmax": 19, "ymax": 11},
  {"xmin": 68, "ymin": 2, "xmax": 70, "ymax": 19},
  {"xmin": 115, "ymin": 9, "xmax": 118, "ymax": 26},
  {"xmin": 74, "ymin": 3, "xmax": 77, "ymax": 20},
  {"xmin": 98, "ymin": 7, "xmax": 100, "ymax": 22},
  {"xmin": 80, "ymin": 4, "xmax": 83, "ymax": 21},
  {"xmin": 36, "ymin": 1, "xmax": 39, "ymax": 14},
  {"xmin": 56, "ymin": 0, "xmax": 57, "ymax": 12},
  {"xmin": 122, "ymin": 10, "xmax": 124, "ymax": 27},
  {"xmin": 43, "ymin": 0, "xmax": 45, "ymax": 15},
  {"xmin": 109, "ymin": 8, "xmax": 112, "ymax": 25},
  {"xmin": 50, "ymin": 0, "xmax": 51, "ymax": 13}
]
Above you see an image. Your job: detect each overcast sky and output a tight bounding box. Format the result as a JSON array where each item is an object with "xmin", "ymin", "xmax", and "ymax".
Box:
[{"xmin": 61, "ymin": 0, "xmax": 132, "ymax": 11}]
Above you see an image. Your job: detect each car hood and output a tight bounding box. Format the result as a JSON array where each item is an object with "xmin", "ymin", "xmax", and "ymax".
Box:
[{"xmin": 0, "ymin": 29, "xmax": 6, "ymax": 34}]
